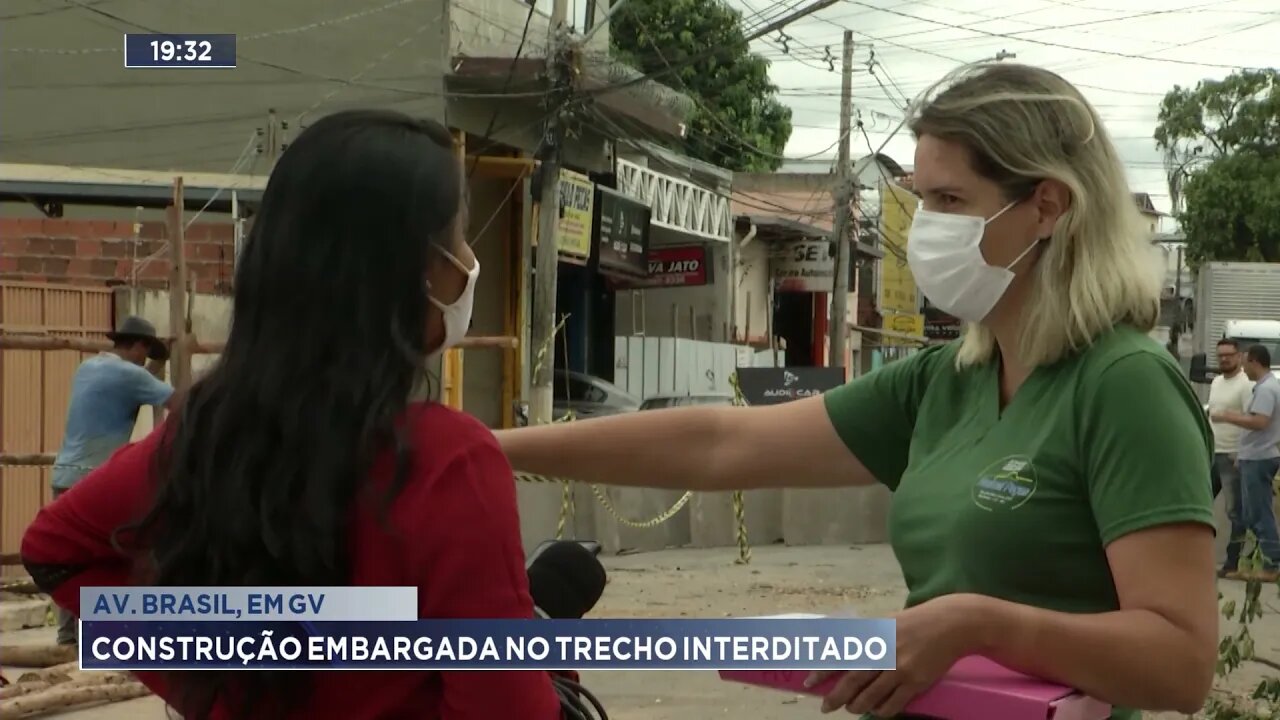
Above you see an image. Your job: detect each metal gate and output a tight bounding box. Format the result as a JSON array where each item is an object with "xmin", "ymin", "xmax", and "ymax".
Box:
[
  {"xmin": 1, "ymin": 282, "xmax": 113, "ymax": 576},
  {"xmin": 611, "ymin": 336, "xmax": 783, "ymax": 400}
]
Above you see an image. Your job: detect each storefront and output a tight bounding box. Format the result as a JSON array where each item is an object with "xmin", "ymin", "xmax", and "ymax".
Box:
[
  {"xmin": 610, "ymin": 154, "xmax": 736, "ymax": 344},
  {"xmin": 740, "ymin": 215, "xmax": 882, "ymax": 369},
  {"xmin": 551, "ymin": 168, "xmax": 600, "ymax": 378},
  {"xmin": 552, "ymin": 170, "xmax": 654, "ymax": 381}
]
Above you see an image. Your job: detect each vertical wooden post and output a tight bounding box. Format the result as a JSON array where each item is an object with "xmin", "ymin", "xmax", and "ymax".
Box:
[
  {"xmin": 442, "ymin": 130, "xmax": 466, "ymax": 411},
  {"xmin": 442, "ymin": 350, "xmax": 464, "ymax": 409},
  {"xmin": 167, "ymin": 177, "xmax": 191, "ymax": 393},
  {"xmin": 501, "ymin": 165, "xmax": 525, "ymax": 429}
]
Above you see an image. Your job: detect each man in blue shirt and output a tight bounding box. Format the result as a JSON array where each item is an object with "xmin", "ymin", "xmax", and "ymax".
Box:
[
  {"xmin": 50, "ymin": 315, "xmax": 174, "ymax": 645},
  {"xmin": 1214, "ymin": 344, "xmax": 1280, "ymax": 581}
]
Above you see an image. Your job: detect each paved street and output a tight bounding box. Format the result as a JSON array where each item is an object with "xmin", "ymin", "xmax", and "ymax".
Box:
[{"xmin": 4, "ymin": 542, "xmax": 1278, "ymax": 719}]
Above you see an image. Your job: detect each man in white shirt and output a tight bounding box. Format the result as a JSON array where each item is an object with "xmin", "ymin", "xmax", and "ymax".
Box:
[{"xmin": 1208, "ymin": 338, "xmax": 1255, "ymax": 577}]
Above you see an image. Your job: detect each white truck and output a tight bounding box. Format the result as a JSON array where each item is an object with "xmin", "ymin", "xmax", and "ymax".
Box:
[{"xmin": 1188, "ymin": 262, "xmax": 1280, "ymax": 388}]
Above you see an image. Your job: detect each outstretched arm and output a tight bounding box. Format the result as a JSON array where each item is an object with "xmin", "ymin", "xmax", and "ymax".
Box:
[
  {"xmin": 495, "ymin": 396, "xmax": 874, "ymax": 491},
  {"xmin": 497, "ymin": 345, "xmax": 952, "ymax": 493}
]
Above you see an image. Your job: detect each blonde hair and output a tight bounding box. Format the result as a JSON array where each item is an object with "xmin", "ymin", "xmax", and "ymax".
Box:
[{"xmin": 908, "ymin": 63, "xmax": 1161, "ymax": 369}]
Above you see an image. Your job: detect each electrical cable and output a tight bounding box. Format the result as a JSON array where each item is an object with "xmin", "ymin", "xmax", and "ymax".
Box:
[
  {"xmin": 813, "ymin": 0, "xmax": 1231, "ymax": 50},
  {"xmin": 577, "ymin": 0, "xmax": 847, "ymax": 99},
  {"xmin": 0, "ymin": 1, "xmax": 111, "ymax": 20},
  {"xmin": 463, "ymin": 109, "xmax": 564, "ymax": 249},
  {"xmin": 467, "ymin": 0, "xmax": 540, "ymax": 180},
  {"xmin": 624, "ymin": 12, "xmax": 838, "ymax": 163},
  {"xmin": 131, "ymin": 139, "xmax": 261, "ymax": 278},
  {"xmin": 855, "ymin": 120, "xmax": 910, "ymax": 262},
  {"xmin": 838, "ymin": 0, "xmax": 1271, "ymax": 70},
  {"xmin": 10, "ymin": 0, "xmax": 430, "ymax": 50},
  {"xmin": 48, "ymin": 0, "xmax": 556, "ymax": 111},
  {"xmin": 554, "ymin": 675, "xmax": 609, "ymax": 719},
  {"xmin": 294, "ymin": 16, "xmax": 444, "ymax": 124},
  {"xmin": 589, "ymin": 105, "xmax": 837, "ymax": 221},
  {"xmin": 871, "ymin": 54, "xmax": 914, "ymax": 109},
  {"xmin": 185, "ymin": 133, "xmax": 261, "ymax": 228}
]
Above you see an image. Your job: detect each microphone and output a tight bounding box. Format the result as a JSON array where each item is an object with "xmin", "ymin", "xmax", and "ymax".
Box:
[
  {"xmin": 526, "ymin": 541, "xmax": 611, "ymax": 719},
  {"xmin": 526, "ymin": 540, "xmax": 606, "ymax": 620}
]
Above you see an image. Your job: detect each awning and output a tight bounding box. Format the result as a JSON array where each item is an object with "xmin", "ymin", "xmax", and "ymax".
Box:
[
  {"xmin": 448, "ymin": 57, "xmax": 692, "ymax": 142},
  {"xmin": 0, "ymin": 163, "xmax": 266, "ymax": 214},
  {"xmin": 737, "ymin": 214, "xmax": 883, "ymax": 259}
]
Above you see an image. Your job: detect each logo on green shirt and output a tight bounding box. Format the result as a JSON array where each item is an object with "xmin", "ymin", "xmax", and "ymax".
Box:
[{"xmin": 972, "ymin": 456, "xmax": 1039, "ymax": 511}]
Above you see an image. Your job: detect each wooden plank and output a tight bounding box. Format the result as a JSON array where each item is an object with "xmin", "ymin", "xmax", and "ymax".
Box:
[{"xmin": 0, "ymin": 334, "xmax": 518, "ymax": 354}]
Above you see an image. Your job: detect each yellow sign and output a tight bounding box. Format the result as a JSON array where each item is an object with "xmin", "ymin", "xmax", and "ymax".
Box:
[
  {"xmin": 556, "ymin": 170, "xmax": 595, "ymax": 259},
  {"xmin": 878, "ymin": 182, "xmax": 919, "ymax": 316},
  {"xmin": 884, "ymin": 312, "xmax": 925, "ymax": 338}
]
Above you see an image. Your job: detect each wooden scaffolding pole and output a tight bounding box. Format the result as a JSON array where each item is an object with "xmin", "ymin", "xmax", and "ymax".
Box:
[
  {"xmin": 0, "ymin": 334, "xmax": 517, "ymax": 355},
  {"xmin": 442, "ymin": 129, "xmax": 467, "ymax": 411},
  {"xmin": 167, "ymin": 177, "xmax": 192, "ymax": 393}
]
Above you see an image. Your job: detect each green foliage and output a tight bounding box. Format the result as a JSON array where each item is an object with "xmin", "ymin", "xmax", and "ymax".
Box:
[
  {"xmin": 610, "ymin": 0, "xmax": 793, "ymax": 172},
  {"xmin": 1154, "ymin": 70, "xmax": 1279, "ymax": 157},
  {"xmin": 1178, "ymin": 152, "xmax": 1280, "ymax": 267},
  {"xmin": 1154, "ymin": 69, "xmax": 1280, "ymax": 268},
  {"xmin": 1208, "ymin": 534, "xmax": 1280, "ymax": 719}
]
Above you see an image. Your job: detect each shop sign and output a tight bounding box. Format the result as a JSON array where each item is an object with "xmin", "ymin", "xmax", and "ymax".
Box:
[
  {"xmin": 595, "ymin": 186, "xmax": 651, "ymax": 277},
  {"xmin": 735, "ymin": 367, "xmax": 846, "ymax": 406},
  {"xmin": 614, "ymin": 245, "xmax": 709, "ymax": 288},
  {"xmin": 771, "ymin": 240, "xmax": 834, "ymax": 293}
]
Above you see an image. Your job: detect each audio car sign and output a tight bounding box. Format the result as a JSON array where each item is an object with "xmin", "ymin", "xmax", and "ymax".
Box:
[{"xmin": 735, "ymin": 367, "xmax": 846, "ymax": 406}]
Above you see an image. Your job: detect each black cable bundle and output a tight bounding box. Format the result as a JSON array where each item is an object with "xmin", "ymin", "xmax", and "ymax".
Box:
[{"xmin": 552, "ymin": 673, "xmax": 608, "ymax": 720}]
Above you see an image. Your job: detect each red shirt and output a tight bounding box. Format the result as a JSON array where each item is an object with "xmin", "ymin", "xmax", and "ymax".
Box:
[{"xmin": 21, "ymin": 402, "xmax": 562, "ymax": 720}]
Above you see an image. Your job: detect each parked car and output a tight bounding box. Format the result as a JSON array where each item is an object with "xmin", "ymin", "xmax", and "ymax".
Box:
[
  {"xmin": 639, "ymin": 393, "xmax": 735, "ymax": 411},
  {"xmin": 552, "ymin": 370, "xmax": 641, "ymax": 421}
]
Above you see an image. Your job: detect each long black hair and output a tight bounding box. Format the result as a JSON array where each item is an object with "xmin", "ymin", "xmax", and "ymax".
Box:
[{"xmin": 116, "ymin": 110, "xmax": 462, "ymax": 719}]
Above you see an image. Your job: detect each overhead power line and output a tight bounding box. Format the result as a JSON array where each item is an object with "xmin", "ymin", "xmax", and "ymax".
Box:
[{"xmin": 839, "ymin": 0, "xmax": 1273, "ymax": 70}]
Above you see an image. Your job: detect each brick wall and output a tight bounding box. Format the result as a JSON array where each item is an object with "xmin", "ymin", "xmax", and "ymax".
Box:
[{"xmin": 0, "ymin": 218, "xmax": 237, "ymax": 294}]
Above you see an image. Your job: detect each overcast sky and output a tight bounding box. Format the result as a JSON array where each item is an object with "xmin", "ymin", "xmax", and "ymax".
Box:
[{"xmin": 720, "ymin": 0, "xmax": 1278, "ymax": 219}]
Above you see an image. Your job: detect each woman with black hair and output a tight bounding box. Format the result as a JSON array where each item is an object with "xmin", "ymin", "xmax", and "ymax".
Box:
[{"xmin": 21, "ymin": 110, "xmax": 565, "ymax": 719}]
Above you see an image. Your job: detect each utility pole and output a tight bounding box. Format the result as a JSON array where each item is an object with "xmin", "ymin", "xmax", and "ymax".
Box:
[
  {"xmin": 258, "ymin": 109, "xmax": 288, "ymax": 165},
  {"xmin": 528, "ymin": 0, "xmax": 572, "ymax": 426},
  {"xmin": 827, "ymin": 30, "xmax": 854, "ymax": 368}
]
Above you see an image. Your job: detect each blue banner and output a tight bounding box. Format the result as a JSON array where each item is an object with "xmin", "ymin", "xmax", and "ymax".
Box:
[
  {"xmin": 124, "ymin": 34, "xmax": 237, "ymax": 68},
  {"xmin": 80, "ymin": 618, "xmax": 896, "ymax": 671},
  {"xmin": 82, "ymin": 587, "xmax": 417, "ymax": 622}
]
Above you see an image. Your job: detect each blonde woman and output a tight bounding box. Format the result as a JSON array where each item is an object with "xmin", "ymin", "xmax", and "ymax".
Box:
[{"xmin": 498, "ymin": 63, "xmax": 1216, "ymax": 719}]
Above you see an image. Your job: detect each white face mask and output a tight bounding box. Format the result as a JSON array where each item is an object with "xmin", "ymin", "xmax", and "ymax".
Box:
[
  {"xmin": 426, "ymin": 248, "xmax": 479, "ymax": 357},
  {"xmin": 905, "ymin": 200, "xmax": 1039, "ymax": 324}
]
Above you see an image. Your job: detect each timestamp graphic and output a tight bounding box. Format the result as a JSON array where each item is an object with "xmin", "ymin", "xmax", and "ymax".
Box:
[{"xmin": 124, "ymin": 34, "xmax": 237, "ymax": 69}]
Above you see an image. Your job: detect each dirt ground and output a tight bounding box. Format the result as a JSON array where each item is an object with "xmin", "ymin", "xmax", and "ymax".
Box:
[{"xmin": 4, "ymin": 544, "xmax": 1278, "ymax": 719}]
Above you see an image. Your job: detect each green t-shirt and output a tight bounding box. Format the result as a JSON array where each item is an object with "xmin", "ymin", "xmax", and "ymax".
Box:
[{"xmin": 824, "ymin": 325, "xmax": 1214, "ymax": 720}]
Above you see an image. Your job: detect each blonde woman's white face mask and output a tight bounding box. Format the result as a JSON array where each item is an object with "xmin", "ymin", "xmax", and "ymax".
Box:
[{"xmin": 906, "ymin": 201, "xmax": 1038, "ymax": 324}]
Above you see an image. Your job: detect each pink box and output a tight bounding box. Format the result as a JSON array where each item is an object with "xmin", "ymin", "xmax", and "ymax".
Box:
[{"xmin": 719, "ymin": 656, "xmax": 1111, "ymax": 720}]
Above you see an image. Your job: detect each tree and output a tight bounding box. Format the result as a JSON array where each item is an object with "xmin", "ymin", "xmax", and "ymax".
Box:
[
  {"xmin": 1178, "ymin": 152, "xmax": 1280, "ymax": 266},
  {"xmin": 1154, "ymin": 69, "xmax": 1280, "ymax": 266},
  {"xmin": 611, "ymin": 0, "xmax": 793, "ymax": 172}
]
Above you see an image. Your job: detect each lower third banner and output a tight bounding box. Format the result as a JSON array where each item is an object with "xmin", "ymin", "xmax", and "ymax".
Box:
[{"xmin": 80, "ymin": 618, "xmax": 895, "ymax": 671}]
